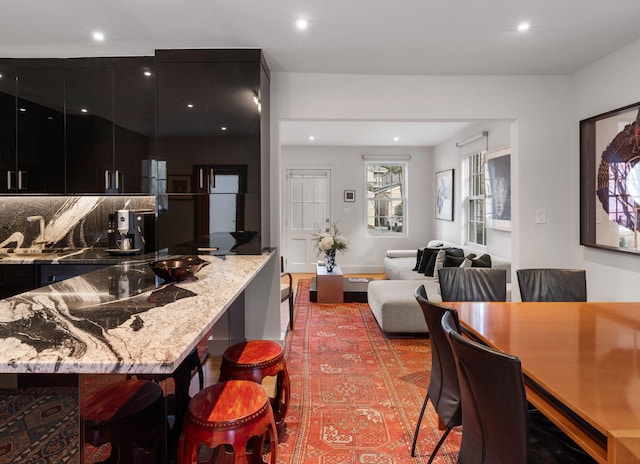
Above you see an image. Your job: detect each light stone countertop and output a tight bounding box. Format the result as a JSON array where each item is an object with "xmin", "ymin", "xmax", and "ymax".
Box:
[{"xmin": 0, "ymin": 251, "xmax": 274, "ymax": 375}]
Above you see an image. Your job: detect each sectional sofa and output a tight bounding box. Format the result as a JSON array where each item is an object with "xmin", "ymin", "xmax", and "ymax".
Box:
[{"xmin": 367, "ymin": 239, "xmax": 511, "ymax": 336}]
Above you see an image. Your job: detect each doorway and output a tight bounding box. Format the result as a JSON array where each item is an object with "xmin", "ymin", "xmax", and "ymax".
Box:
[{"xmin": 284, "ymin": 169, "xmax": 332, "ymax": 272}]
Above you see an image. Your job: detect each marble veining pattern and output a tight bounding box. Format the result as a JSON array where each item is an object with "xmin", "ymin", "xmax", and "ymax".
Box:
[{"xmin": 0, "ymin": 252, "xmax": 272, "ymax": 374}]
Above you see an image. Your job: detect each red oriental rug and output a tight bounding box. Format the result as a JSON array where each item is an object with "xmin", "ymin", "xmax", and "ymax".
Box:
[{"xmin": 277, "ymin": 279, "xmax": 461, "ymax": 463}]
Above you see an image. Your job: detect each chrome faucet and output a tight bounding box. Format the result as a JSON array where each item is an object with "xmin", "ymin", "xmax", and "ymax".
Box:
[{"xmin": 26, "ymin": 216, "xmax": 47, "ymax": 249}]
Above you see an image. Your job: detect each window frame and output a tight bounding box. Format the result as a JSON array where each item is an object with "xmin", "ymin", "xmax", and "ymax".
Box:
[
  {"xmin": 466, "ymin": 151, "xmax": 486, "ymax": 246},
  {"xmin": 364, "ymin": 160, "xmax": 408, "ymax": 237}
]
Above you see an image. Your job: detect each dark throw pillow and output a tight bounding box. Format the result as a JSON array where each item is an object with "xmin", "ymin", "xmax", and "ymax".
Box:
[
  {"xmin": 470, "ymin": 253, "xmax": 492, "ymax": 268},
  {"xmin": 431, "ymin": 248, "xmax": 465, "ymax": 280},
  {"xmin": 412, "ymin": 248, "xmax": 425, "ymax": 271},
  {"xmin": 419, "ymin": 247, "xmax": 443, "ymax": 274}
]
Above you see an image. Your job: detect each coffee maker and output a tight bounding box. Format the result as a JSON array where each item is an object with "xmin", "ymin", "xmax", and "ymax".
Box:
[{"xmin": 107, "ymin": 210, "xmax": 156, "ymax": 253}]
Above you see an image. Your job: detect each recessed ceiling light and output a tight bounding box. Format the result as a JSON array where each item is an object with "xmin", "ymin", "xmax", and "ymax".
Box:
[
  {"xmin": 309, "ymin": 135, "xmax": 315, "ymax": 141},
  {"xmin": 296, "ymin": 18, "xmax": 308, "ymax": 30},
  {"xmin": 92, "ymin": 31, "xmax": 105, "ymax": 42},
  {"xmin": 517, "ymin": 22, "xmax": 530, "ymax": 32},
  {"xmin": 18, "ymin": 107, "xmax": 26, "ymax": 112},
  {"xmin": 143, "ymin": 70, "xmax": 152, "ymax": 77},
  {"xmin": 81, "ymin": 108, "xmax": 88, "ymax": 113},
  {"xmin": 187, "ymin": 103, "xmax": 194, "ymax": 108},
  {"xmin": 221, "ymin": 127, "xmax": 227, "ymax": 131},
  {"xmin": 393, "ymin": 136, "xmax": 399, "ymax": 141}
]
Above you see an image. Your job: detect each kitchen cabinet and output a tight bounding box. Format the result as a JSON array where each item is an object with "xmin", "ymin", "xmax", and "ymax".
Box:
[
  {"xmin": 0, "ymin": 66, "xmax": 65, "ymax": 193},
  {"xmin": 155, "ymin": 50, "xmax": 269, "ymax": 248},
  {"xmin": 65, "ymin": 58, "xmax": 155, "ymax": 194},
  {"xmin": 0, "ymin": 264, "xmax": 38, "ymax": 299}
]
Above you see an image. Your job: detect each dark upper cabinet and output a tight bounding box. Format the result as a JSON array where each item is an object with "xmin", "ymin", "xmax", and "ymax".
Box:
[
  {"xmin": 0, "ymin": 67, "xmax": 65, "ymax": 193},
  {"xmin": 155, "ymin": 50, "xmax": 269, "ymax": 248},
  {"xmin": 65, "ymin": 65, "xmax": 113, "ymax": 193},
  {"xmin": 113, "ymin": 62, "xmax": 155, "ymax": 194},
  {"xmin": 66, "ymin": 58, "xmax": 155, "ymax": 194},
  {"xmin": 0, "ymin": 70, "xmax": 17, "ymax": 194}
]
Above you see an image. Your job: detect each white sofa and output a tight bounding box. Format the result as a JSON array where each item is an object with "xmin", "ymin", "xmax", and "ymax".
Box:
[{"xmin": 367, "ymin": 240, "xmax": 511, "ymax": 336}]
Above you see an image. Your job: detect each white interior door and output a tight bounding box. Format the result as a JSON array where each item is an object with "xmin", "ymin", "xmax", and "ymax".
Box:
[{"xmin": 284, "ymin": 169, "xmax": 331, "ymax": 272}]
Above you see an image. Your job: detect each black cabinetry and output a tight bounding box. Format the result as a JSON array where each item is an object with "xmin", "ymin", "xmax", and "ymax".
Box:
[
  {"xmin": 0, "ymin": 67, "xmax": 65, "ymax": 193},
  {"xmin": 0, "ymin": 264, "xmax": 38, "ymax": 299},
  {"xmin": 65, "ymin": 58, "xmax": 155, "ymax": 194},
  {"xmin": 155, "ymin": 50, "xmax": 269, "ymax": 248},
  {"xmin": 0, "ymin": 57, "xmax": 155, "ymax": 194}
]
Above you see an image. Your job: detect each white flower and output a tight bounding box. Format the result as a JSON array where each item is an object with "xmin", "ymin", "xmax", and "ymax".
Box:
[
  {"xmin": 334, "ymin": 235, "xmax": 348, "ymax": 248},
  {"xmin": 319, "ymin": 236, "xmax": 335, "ymax": 251}
]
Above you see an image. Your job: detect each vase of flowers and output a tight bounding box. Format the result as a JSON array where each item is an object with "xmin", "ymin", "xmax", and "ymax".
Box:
[{"xmin": 313, "ymin": 223, "xmax": 348, "ymax": 273}]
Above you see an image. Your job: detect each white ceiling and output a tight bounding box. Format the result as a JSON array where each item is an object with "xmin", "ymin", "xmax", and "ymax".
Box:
[{"xmin": 2, "ymin": 0, "xmax": 639, "ymax": 146}]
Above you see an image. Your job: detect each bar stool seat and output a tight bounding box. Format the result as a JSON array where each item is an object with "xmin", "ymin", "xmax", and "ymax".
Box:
[
  {"xmin": 82, "ymin": 378, "xmax": 165, "ymax": 464},
  {"xmin": 218, "ymin": 340, "xmax": 290, "ymax": 429},
  {"xmin": 178, "ymin": 380, "xmax": 278, "ymax": 464}
]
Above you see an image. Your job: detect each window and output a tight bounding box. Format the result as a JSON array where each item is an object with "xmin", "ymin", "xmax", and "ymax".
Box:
[
  {"xmin": 467, "ymin": 152, "xmax": 486, "ymax": 246},
  {"xmin": 366, "ymin": 162, "xmax": 406, "ymax": 236}
]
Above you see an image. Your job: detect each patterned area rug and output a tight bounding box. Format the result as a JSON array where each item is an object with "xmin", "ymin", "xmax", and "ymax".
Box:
[
  {"xmin": 0, "ymin": 387, "xmax": 80, "ymax": 463},
  {"xmin": 278, "ymin": 279, "xmax": 461, "ymax": 463}
]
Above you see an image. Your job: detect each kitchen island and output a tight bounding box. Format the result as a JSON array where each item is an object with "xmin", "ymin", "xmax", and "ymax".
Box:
[
  {"xmin": 0, "ymin": 247, "xmax": 280, "ymax": 462},
  {"xmin": 0, "ymin": 249, "xmax": 277, "ymax": 374}
]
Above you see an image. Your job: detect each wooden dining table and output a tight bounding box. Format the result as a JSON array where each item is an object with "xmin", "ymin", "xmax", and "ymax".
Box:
[{"xmin": 446, "ymin": 301, "xmax": 640, "ymax": 464}]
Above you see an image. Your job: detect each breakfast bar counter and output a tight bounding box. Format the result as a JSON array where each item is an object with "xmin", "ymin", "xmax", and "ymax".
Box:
[{"xmin": 0, "ymin": 249, "xmax": 276, "ymax": 375}]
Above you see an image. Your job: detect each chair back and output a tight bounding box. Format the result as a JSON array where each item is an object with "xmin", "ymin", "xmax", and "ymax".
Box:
[
  {"xmin": 438, "ymin": 267, "xmax": 507, "ymax": 302},
  {"xmin": 516, "ymin": 268, "xmax": 586, "ymax": 302},
  {"xmin": 442, "ymin": 312, "xmax": 530, "ymax": 464},
  {"xmin": 414, "ymin": 285, "xmax": 462, "ymax": 428}
]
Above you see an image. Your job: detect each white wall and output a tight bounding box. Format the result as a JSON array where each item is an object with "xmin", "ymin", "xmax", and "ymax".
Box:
[
  {"xmin": 571, "ymin": 37, "xmax": 640, "ymax": 301},
  {"xmin": 432, "ymin": 120, "xmax": 512, "ymax": 259},
  {"xmin": 281, "ymin": 145, "xmax": 431, "ymax": 273},
  {"xmin": 271, "ymin": 72, "xmax": 573, "ymax": 284},
  {"xmin": 271, "ymin": 37, "xmax": 640, "ymax": 299}
]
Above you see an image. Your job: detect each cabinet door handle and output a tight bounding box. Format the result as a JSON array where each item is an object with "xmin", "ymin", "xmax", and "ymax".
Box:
[
  {"xmin": 17, "ymin": 170, "xmax": 25, "ymax": 190},
  {"xmin": 199, "ymin": 168, "xmax": 204, "ymax": 189},
  {"xmin": 115, "ymin": 169, "xmax": 120, "ymax": 191},
  {"xmin": 6, "ymin": 171, "xmax": 12, "ymax": 190},
  {"xmin": 104, "ymin": 170, "xmax": 111, "ymax": 191},
  {"xmin": 209, "ymin": 168, "xmax": 215, "ymax": 189}
]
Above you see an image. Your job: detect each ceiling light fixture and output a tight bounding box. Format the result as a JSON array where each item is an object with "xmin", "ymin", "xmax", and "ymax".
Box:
[
  {"xmin": 81, "ymin": 108, "xmax": 88, "ymax": 113},
  {"xmin": 393, "ymin": 136, "xmax": 399, "ymax": 141},
  {"xmin": 517, "ymin": 22, "xmax": 530, "ymax": 32},
  {"xmin": 187, "ymin": 103, "xmax": 194, "ymax": 108},
  {"xmin": 309, "ymin": 135, "xmax": 315, "ymax": 141},
  {"xmin": 296, "ymin": 18, "xmax": 308, "ymax": 30},
  {"xmin": 143, "ymin": 70, "xmax": 152, "ymax": 77},
  {"xmin": 92, "ymin": 31, "xmax": 105, "ymax": 42},
  {"xmin": 221, "ymin": 127, "xmax": 227, "ymax": 131}
]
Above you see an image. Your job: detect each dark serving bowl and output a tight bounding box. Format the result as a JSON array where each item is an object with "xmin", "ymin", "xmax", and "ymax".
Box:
[
  {"xmin": 148, "ymin": 256, "xmax": 208, "ymax": 282},
  {"xmin": 229, "ymin": 230, "xmax": 257, "ymax": 244}
]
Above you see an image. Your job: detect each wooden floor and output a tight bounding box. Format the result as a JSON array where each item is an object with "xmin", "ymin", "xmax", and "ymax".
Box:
[{"xmin": 193, "ymin": 272, "xmax": 386, "ymax": 394}]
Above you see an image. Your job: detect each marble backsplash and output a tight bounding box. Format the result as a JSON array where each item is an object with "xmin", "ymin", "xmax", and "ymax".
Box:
[{"xmin": 0, "ymin": 196, "xmax": 156, "ymax": 250}]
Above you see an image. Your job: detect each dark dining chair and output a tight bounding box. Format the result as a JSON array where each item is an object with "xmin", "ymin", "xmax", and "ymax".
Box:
[
  {"xmin": 438, "ymin": 267, "xmax": 507, "ymax": 302},
  {"xmin": 516, "ymin": 268, "xmax": 587, "ymax": 302},
  {"xmin": 441, "ymin": 311, "xmax": 597, "ymax": 464},
  {"xmin": 411, "ymin": 285, "xmax": 462, "ymax": 460},
  {"xmin": 281, "ymin": 256, "xmax": 294, "ymax": 330}
]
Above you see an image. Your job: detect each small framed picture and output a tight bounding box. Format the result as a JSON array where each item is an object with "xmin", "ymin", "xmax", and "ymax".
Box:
[
  {"xmin": 344, "ymin": 190, "xmax": 355, "ymax": 202},
  {"xmin": 435, "ymin": 169, "xmax": 454, "ymax": 221},
  {"xmin": 168, "ymin": 175, "xmax": 192, "ymax": 200}
]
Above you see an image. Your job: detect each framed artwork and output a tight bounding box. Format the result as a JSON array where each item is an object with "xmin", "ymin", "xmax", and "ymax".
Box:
[
  {"xmin": 484, "ymin": 147, "xmax": 511, "ymax": 231},
  {"xmin": 168, "ymin": 175, "xmax": 192, "ymax": 200},
  {"xmin": 344, "ymin": 190, "xmax": 355, "ymax": 202},
  {"xmin": 435, "ymin": 169, "xmax": 454, "ymax": 221},
  {"xmin": 580, "ymin": 101, "xmax": 640, "ymax": 255}
]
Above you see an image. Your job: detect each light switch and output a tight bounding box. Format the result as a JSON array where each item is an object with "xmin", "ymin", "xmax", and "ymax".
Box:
[{"xmin": 535, "ymin": 208, "xmax": 546, "ymax": 224}]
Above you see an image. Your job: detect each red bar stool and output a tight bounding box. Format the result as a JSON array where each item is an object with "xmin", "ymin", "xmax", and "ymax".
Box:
[
  {"xmin": 178, "ymin": 380, "xmax": 278, "ymax": 464},
  {"xmin": 82, "ymin": 378, "xmax": 165, "ymax": 464},
  {"xmin": 218, "ymin": 340, "xmax": 290, "ymax": 429}
]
